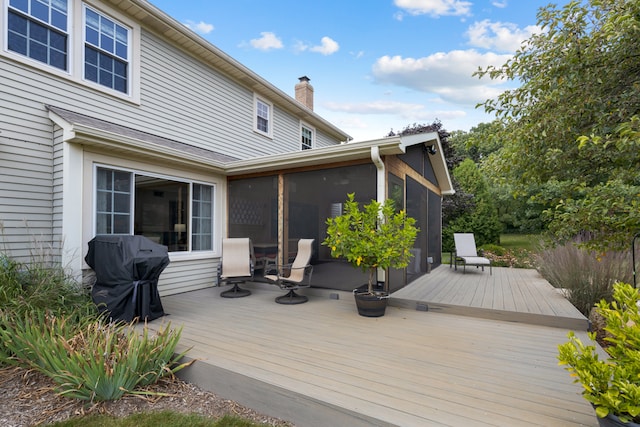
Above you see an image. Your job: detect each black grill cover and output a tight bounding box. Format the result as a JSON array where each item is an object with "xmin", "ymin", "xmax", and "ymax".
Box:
[{"xmin": 85, "ymin": 235, "xmax": 170, "ymax": 322}]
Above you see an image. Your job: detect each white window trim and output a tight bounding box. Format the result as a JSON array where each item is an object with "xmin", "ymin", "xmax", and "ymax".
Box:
[
  {"xmin": 253, "ymin": 93, "xmax": 273, "ymax": 139},
  {"xmin": 1, "ymin": 0, "xmax": 141, "ymax": 104},
  {"xmin": 92, "ymin": 164, "xmax": 216, "ymax": 254},
  {"xmin": 300, "ymin": 121, "xmax": 315, "ymax": 150}
]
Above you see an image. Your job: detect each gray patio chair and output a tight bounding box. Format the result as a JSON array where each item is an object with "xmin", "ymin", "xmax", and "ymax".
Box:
[
  {"xmin": 218, "ymin": 238, "xmax": 254, "ymax": 298},
  {"xmin": 264, "ymin": 239, "xmax": 314, "ymax": 304},
  {"xmin": 451, "ymin": 233, "xmax": 492, "ymax": 274}
]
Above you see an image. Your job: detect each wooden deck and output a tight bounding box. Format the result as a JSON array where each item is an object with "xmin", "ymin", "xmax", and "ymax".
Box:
[
  {"xmin": 391, "ymin": 265, "xmax": 589, "ymax": 330},
  {"xmin": 150, "ymin": 266, "xmax": 597, "ymax": 427}
]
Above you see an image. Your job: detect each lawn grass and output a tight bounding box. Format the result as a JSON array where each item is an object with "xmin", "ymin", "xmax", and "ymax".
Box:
[
  {"xmin": 442, "ymin": 234, "xmax": 541, "ymax": 267},
  {"xmin": 499, "ymin": 234, "xmax": 540, "ymax": 252},
  {"xmin": 48, "ymin": 412, "xmax": 263, "ymax": 427}
]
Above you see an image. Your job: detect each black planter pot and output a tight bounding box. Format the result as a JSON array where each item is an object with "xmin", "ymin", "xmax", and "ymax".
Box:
[
  {"xmin": 596, "ymin": 414, "xmax": 640, "ymax": 427},
  {"xmin": 353, "ymin": 291, "xmax": 388, "ymax": 317}
]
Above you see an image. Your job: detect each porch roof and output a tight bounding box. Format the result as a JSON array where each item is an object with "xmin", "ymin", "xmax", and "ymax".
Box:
[{"xmin": 47, "ymin": 105, "xmax": 454, "ymax": 194}]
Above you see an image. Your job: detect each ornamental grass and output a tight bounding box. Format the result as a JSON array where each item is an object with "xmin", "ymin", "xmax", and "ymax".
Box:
[{"xmin": 0, "ymin": 311, "xmax": 192, "ymax": 401}]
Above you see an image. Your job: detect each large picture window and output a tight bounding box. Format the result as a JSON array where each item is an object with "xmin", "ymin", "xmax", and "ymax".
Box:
[
  {"xmin": 7, "ymin": 0, "xmax": 69, "ymax": 70},
  {"xmin": 95, "ymin": 167, "xmax": 214, "ymax": 252}
]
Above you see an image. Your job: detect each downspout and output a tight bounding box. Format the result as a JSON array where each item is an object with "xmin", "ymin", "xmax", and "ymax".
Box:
[
  {"xmin": 370, "ymin": 146, "xmax": 386, "ymax": 289},
  {"xmin": 370, "ymin": 146, "xmax": 385, "ymax": 205}
]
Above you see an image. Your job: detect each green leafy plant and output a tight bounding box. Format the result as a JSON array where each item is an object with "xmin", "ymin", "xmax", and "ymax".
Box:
[
  {"xmin": 558, "ymin": 282, "xmax": 640, "ymax": 423},
  {"xmin": 0, "ymin": 311, "xmax": 192, "ymax": 401},
  {"xmin": 322, "ymin": 193, "xmax": 418, "ymax": 294}
]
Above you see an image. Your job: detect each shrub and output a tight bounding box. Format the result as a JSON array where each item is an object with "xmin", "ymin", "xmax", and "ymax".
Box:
[
  {"xmin": 558, "ymin": 282, "xmax": 640, "ymax": 423},
  {"xmin": 0, "ymin": 253, "xmax": 95, "ymax": 319},
  {"xmin": 536, "ymin": 238, "xmax": 632, "ymax": 316},
  {"xmin": 0, "ymin": 311, "xmax": 192, "ymax": 401},
  {"xmin": 479, "ymin": 244, "xmax": 536, "ymax": 269}
]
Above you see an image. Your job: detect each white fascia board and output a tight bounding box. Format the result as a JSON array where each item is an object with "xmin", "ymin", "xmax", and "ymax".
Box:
[
  {"xmin": 225, "ymin": 137, "xmax": 404, "ymax": 175},
  {"xmin": 399, "ymin": 132, "xmax": 455, "ymax": 196}
]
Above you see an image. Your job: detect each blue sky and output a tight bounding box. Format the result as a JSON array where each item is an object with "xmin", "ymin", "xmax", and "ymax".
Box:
[{"xmin": 148, "ymin": 0, "xmax": 566, "ymax": 142}]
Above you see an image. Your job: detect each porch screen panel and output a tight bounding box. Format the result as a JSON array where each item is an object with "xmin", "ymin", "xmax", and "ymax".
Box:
[
  {"xmin": 228, "ymin": 176, "xmax": 278, "ymax": 271},
  {"xmin": 285, "ymin": 164, "xmax": 376, "ymax": 291},
  {"xmin": 406, "ymin": 176, "xmax": 428, "ymax": 284},
  {"xmin": 387, "ymin": 173, "xmax": 406, "ymax": 292},
  {"xmin": 428, "ymin": 189, "xmax": 442, "ymax": 266}
]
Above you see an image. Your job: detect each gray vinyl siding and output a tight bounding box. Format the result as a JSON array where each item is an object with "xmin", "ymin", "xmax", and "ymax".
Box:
[
  {"xmin": 315, "ymin": 131, "xmax": 340, "ymax": 148},
  {"xmin": 158, "ymin": 258, "xmax": 220, "ymax": 296},
  {"xmin": 0, "ymin": 62, "xmax": 54, "ymax": 261},
  {"xmin": 52, "ymin": 126, "xmax": 64, "ymax": 253}
]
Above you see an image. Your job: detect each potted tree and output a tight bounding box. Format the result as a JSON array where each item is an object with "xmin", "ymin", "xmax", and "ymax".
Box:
[
  {"xmin": 558, "ymin": 281, "xmax": 640, "ymax": 427},
  {"xmin": 322, "ymin": 193, "xmax": 418, "ymax": 317}
]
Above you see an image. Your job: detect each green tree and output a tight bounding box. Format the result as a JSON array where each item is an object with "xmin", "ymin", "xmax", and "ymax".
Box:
[
  {"xmin": 443, "ymin": 159, "xmax": 502, "ymax": 250},
  {"xmin": 390, "ymin": 121, "xmax": 477, "ymax": 238},
  {"xmin": 476, "ymin": 0, "xmax": 640, "ymax": 251}
]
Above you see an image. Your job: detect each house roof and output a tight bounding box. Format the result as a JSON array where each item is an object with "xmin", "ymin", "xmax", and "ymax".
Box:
[
  {"xmin": 47, "ymin": 106, "xmax": 237, "ymax": 173},
  {"xmin": 102, "ymin": 0, "xmax": 351, "ymax": 143},
  {"xmin": 48, "ymin": 106, "xmax": 454, "ymax": 195}
]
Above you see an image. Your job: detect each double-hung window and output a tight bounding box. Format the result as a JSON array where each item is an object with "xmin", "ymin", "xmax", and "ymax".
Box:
[
  {"xmin": 301, "ymin": 124, "xmax": 314, "ymax": 150},
  {"xmin": 254, "ymin": 96, "xmax": 273, "ymax": 138},
  {"xmin": 96, "ymin": 167, "xmax": 214, "ymax": 252},
  {"xmin": 3, "ymin": 1, "xmax": 138, "ymax": 100},
  {"xmin": 84, "ymin": 6, "xmax": 129, "ymax": 93},
  {"xmin": 7, "ymin": 0, "xmax": 69, "ymax": 70}
]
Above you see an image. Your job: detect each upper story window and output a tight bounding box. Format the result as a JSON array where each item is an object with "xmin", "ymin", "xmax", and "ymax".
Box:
[
  {"xmin": 2, "ymin": 0, "xmax": 140, "ymax": 102},
  {"xmin": 254, "ymin": 95, "xmax": 273, "ymax": 138},
  {"xmin": 301, "ymin": 124, "xmax": 314, "ymax": 150},
  {"xmin": 7, "ymin": 0, "xmax": 69, "ymax": 70},
  {"xmin": 84, "ymin": 6, "xmax": 129, "ymax": 93}
]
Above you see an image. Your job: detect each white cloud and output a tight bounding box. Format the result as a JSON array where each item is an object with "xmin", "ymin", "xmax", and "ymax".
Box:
[
  {"xmin": 325, "ymin": 100, "xmax": 426, "ymax": 117},
  {"xmin": 310, "ymin": 36, "xmax": 340, "ymax": 55},
  {"xmin": 371, "ymin": 50, "xmax": 513, "ymax": 105},
  {"xmin": 324, "ymin": 100, "xmax": 466, "ymax": 122},
  {"xmin": 293, "ymin": 40, "xmax": 309, "ymax": 54},
  {"xmin": 250, "ymin": 32, "xmax": 283, "ymax": 51},
  {"xmin": 184, "ymin": 20, "xmax": 214, "ymax": 35},
  {"xmin": 296, "ymin": 37, "xmax": 340, "ymax": 55},
  {"xmin": 466, "ymin": 20, "xmax": 540, "ymax": 52},
  {"xmin": 394, "ymin": 0, "xmax": 472, "ymax": 17},
  {"xmin": 492, "ymin": 0, "xmax": 508, "ymax": 8},
  {"xmin": 320, "ymin": 101, "xmax": 468, "ymax": 141}
]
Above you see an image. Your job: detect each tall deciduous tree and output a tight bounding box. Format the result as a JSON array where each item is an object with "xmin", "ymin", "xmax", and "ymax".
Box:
[{"xmin": 476, "ymin": 0, "xmax": 640, "ymax": 250}]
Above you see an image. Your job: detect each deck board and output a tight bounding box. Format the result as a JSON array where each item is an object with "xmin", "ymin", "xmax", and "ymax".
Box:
[
  {"xmin": 390, "ymin": 266, "xmax": 588, "ymax": 330},
  {"xmin": 150, "ymin": 267, "xmax": 598, "ymax": 426}
]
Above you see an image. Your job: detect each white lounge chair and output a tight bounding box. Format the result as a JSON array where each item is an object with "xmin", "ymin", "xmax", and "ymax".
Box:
[
  {"xmin": 264, "ymin": 239, "xmax": 314, "ymax": 304},
  {"xmin": 218, "ymin": 238, "xmax": 254, "ymax": 297},
  {"xmin": 451, "ymin": 233, "xmax": 492, "ymax": 274}
]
